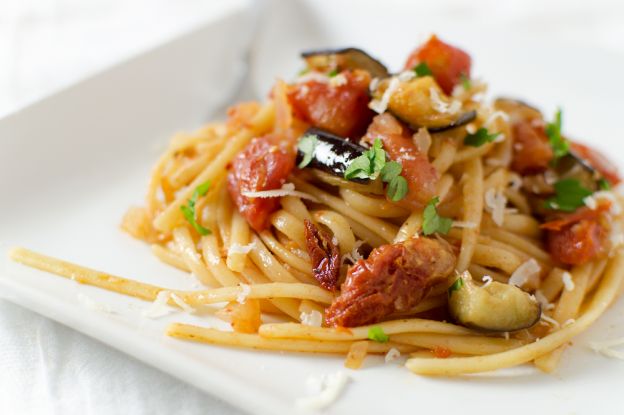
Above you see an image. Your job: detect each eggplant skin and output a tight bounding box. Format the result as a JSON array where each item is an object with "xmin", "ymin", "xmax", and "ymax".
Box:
[
  {"xmin": 296, "ymin": 127, "xmax": 369, "ymax": 182},
  {"xmin": 428, "ymin": 110, "xmax": 477, "ymax": 133},
  {"xmin": 301, "ymin": 47, "xmax": 389, "ymax": 79}
]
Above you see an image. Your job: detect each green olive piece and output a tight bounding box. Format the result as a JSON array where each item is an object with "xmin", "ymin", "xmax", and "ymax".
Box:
[{"xmin": 448, "ymin": 273, "xmax": 541, "ymax": 332}]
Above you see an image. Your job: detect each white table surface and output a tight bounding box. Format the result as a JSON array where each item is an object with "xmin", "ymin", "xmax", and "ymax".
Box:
[{"xmin": 1, "ymin": 0, "xmax": 623, "ymax": 414}]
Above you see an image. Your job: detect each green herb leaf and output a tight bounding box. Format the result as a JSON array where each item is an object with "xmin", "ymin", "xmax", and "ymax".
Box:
[
  {"xmin": 328, "ymin": 69, "xmax": 339, "ymax": 78},
  {"xmin": 544, "ymin": 178, "xmax": 593, "ymax": 212},
  {"xmin": 448, "ymin": 278, "xmax": 464, "ymax": 295},
  {"xmin": 387, "ymin": 176, "xmax": 408, "ymax": 202},
  {"xmin": 413, "ymin": 62, "xmax": 433, "ymax": 77},
  {"xmin": 344, "ymin": 155, "xmax": 372, "ymax": 180},
  {"xmin": 180, "ymin": 181, "xmax": 212, "ymax": 235},
  {"xmin": 460, "ymin": 73, "xmax": 471, "ymax": 90},
  {"xmin": 546, "ymin": 108, "xmax": 569, "ymax": 160},
  {"xmin": 367, "ymin": 326, "xmax": 389, "ymax": 343},
  {"xmin": 370, "ymin": 139, "xmax": 386, "ymax": 177},
  {"xmin": 297, "ymin": 133, "xmax": 318, "ymax": 168},
  {"xmin": 380, "ymin": 160, "xmax": 402, "ymax": 182},
  {"xmin": 463, "ymin": 128, "xmax": 500, "ymax": 147},
  {"xmin": 422, "ymin": 196, "xmax": 453, "ymax": 235},
  {"xmin": 598, "ymin": 178, "xmax": 611, "ymax": 190}
]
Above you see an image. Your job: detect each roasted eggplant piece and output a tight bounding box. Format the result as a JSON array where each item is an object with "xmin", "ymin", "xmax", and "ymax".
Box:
[
  {"xmin": 494, "ymin": 97, "xmax": 542, "ymax": 123},
  {"xmin": 372, "ymin": 75, "xmax": 476, "ymax": 132},
  {"xmin": 296, "ymin": 127, "xmax": 369, "ymax": 182},
  {"xmin": 448, "ymin": 272, "xmax": 541, "ymax": 332},
  {"xmin": 301, "ymin": 47, "xmax": 389, "ymax": 79}
]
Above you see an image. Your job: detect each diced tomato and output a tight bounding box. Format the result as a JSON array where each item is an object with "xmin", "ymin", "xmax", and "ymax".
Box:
[
  {"xmin": 433, "ymin": 346, "xmax": 452, "ymax": 358},
  {"xmin": 227, "ymin": 134, "xmax": 296, "ymax": 232},
  {"xmin": 570, "ymin": 142, "xmax": 621, "ymax": 185},
  {"xmin": 404, "ymin": 35, "xmax": 471, "ymax": 95},
  {"xmin": 363, "ymin": 113, "xmax": 438, "ymax": 208},
  {"xmin": 544, "ymin": 204, "xmax": 611, "ymax": 265},
  {"xmin": 511, "ymin": 119, "xmax": 554, "ymax": 175},
  {"xmin": 287, "ymin": 69, "xmax": 374, "ymax": 139}
]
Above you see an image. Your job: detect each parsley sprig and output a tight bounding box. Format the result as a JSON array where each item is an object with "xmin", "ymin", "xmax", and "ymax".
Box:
[
  {"xmin": 367, "ymin": 326, "xmax": 389, "ymax": 343},
  {"xmin": 344, "ymin": 139, "xmax": 409, "ymax": 201},
  {"xmin": 546, "ymin": 108, "xmax": 569, "ymax": 160},
  {"xmin": 413, "ymin": 62, "xmax": 433, "ymax": 77},
  {"xmin": 422, "ymin": 196, "xmax": 453, "ymax": 235},
  {"xmin": 544, "ymin": 178, "xmax": 592, "ymax": 212},
  {"xmin": 448, "ymin": 277, "xmax": 464, "ymax": 295},
  {"xmin": 180, "ymin": 181, "xmax": 212, "ymax": 235},
  {"xmin": 297, "ymin": 133, "xmax": 319, "ymax": 168},
  {"xmin": 460, "ymin": 73, "xmax": 471, "ymax": 90},
  {"xmin": 464, "ymin": 128, "xmax": 500, "ymax": 147}
]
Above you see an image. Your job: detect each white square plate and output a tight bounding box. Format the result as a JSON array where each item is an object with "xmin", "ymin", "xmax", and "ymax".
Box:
[{"xmin": 2, "ymin": 1, "xmax": 623, "ymax": 414}]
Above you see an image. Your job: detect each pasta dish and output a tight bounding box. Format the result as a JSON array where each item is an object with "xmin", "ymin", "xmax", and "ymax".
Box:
[{"xmin": 10, "ymin": 35, "xmax": 624, "ymax": 376}]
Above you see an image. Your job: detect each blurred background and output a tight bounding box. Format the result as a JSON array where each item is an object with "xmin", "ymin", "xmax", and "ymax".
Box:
[{"xmin": 1, "ymin": 0, "xmax": 623, "ymax": 414}]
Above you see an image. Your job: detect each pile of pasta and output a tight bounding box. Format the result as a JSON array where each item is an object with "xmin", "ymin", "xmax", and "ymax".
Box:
[{"xmin": 10, "ymin": 37, "xmax": 624, "ymax": 376}]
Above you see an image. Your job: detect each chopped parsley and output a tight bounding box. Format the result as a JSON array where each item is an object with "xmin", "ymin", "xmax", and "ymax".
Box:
[
  {"xmin": 598, "ymin": 178, "xmax": 611, "ymax": 190},
  {"xmin": 367, "ymin": 326, "xmax": 389, "ymax": 343},
  {"xmin": 460, "ymin": 73, "xmax": 471, "ymax": 90},
  {"xmin": 422, "ymin": 196, "xmax": 453, "ymax": 235},
  {"xmin": 328, "ymin": 68, "xmax": 339, "ymax": 77},
  {"xmin": 546, "ymin": 108, "xmax": 569, "ymax": 160},
  {"xmin": 344, "ymin": 139, "xmax": 408, "ymax": 201},
  {"xmin": 413, "ymin": 62, "xmax": 433, "ymax": 77},
  {"xmin": 464, "ymin": 128, "xmax": 500, "ymax": 147},
  {"xmin": 448, "ymin": 278, "xmax": 464, "ymax": 295},
  {"xmin": 180, "ymin": 181, "xmax": 212, "ymax": 235},
  {"xmin": 381, "ymin": 161, "xmax": 408, "ymax": 202},
  {"xmin": 544, "ymin": 178, "xmax": 592, "ymax": 212},
  {"xmin": 297, "ymin": 133, "xmax": 319, "ymax": 168}
]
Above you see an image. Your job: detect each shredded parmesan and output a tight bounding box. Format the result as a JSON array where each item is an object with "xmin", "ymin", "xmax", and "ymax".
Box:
[
  {"xmin": 369, "ymin": 77, "xmax": 400, "ymax": 114},
  {"xmin": 534, "ymin": 290, "xmax": 555, "ymax": 310},
  {"xmin": 228, "ymin": 242, "xmax": 256, "ymax": 255},
  {"xmin": 561, "ymin": 272, "xmax": 575, "ymax": 291},
  {"xmin": 142, "ymin": 290, "xmax": 173, "ymax": 318},
  {"xmin": 170, "ymin": 293, "xmax": 194, "ymax": 313},
  {"xmin": 295, "ymin": 372, "xmax": 350, "ymax": 411},
  {"xmin": 384, "ymin": 348, "xmax": 401, "ymax": 363},
  {"xmin": 241, "ymin": 183, "xmax": 319, "ymax": 202},
  {"xmin": 342, "ymin": 240, "xmax": 365, "ymax": 265},
  {"xmin": 481, "ymin": 275, "xmax": 493, "ymax": 287},
  {"xmin": 429, "ymin": 86, "xmax": 461, "ymax": 114},
  {"xmin": 236, "ymin": 283, "xmax": 251, "ymax": 304},
  {"xmin": 484, "ymin": 110, "xmax": 510, "ymax": 127},
  {"xmin": 508, "ymin": 174, "xmax": 522, "ymax": 191},
  {"xmin": 484, "ymin": 188, "xmax": 508, "ymax": 226},
  {"xmin": 300, "ymin": 310, "xmax": 323, "ymax": 327},
  {"xmin": 509, "ymin": 259, "xmax": 541, "ymax": 288},
  {"xmin": 397, "ymin": 70, "xmax": 416, "ymax": 82},
  {"xmin": 331, "ymin": 236, "xmax": 339, "ymax": 246},
  {"xmin": 588, "ymin": 337, "xmax": 624, "ymax": 360},
  {"xmin": 329, "ymin": 73, "xmax": 347, "ymax": 87},
  {"xmin": 296, "ymin": 71, "xmax": 330, "ymax": 84},
  {"xmin": 593, "ymin": 190, "xmax": 622, "ymax": 214},
  {"xmin": 563, "ymin": 318, "xmax": 576, "ymax": 327},
  {"xmin": 76, "ymin": 293, "xmax": 116, "ymax": 314},
  {"xmin": 540, "ymin": 313, "xmax": 560, "ymax": 328}
]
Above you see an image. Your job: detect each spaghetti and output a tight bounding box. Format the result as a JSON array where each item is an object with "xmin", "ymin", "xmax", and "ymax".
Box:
[{"xmin": 9, "ymin": 35, "xmax": 624, "ymax": 376}]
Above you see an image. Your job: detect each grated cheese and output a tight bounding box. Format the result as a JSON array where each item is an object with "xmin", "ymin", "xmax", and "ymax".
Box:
[
  {"xmin": 384, "ymin": 347, "xmax": 401, "ymax": 363},
  {"xmin": 484, "ymin": 110, "xmax": 510, "ymax": 128},
  {"xmin": 76, "ymin": 293, "xmax": 116, "ymax": 314},
  {"xmin": 228, "ymin": 242, "xmax": 256, "ymax": 256},
  {"xmin": 561, "ymin": 271, "xmax": 575, "ymax": 291},
  {"xmin": 331, "ymin": 236, "xmax": 339, "ymax": 246},
  {"xmin": 296, "ymin": 71, "xmax": 330, "ymax": 84},
  {"xmin": 295, "ymin": 372, "xmax": 350, "ymax": 410},
  {"xmin": 300, "ymin": 310, "xmax": 323, "ymax": 327},
  {"xmin": 583, "ymin": 195, "xmax": 597, "ymax": 210},
  {"xmin": 484, "ymin": 188, "xmax": 508, "ymax": 226},
  {"xmin": 508, "ymin": 174, "xmax": 522, "ymax": 191},
  {"xmin": 142, "ymin": 290, "xmax": 174, "ymax": 319},
  {"xmin": 170, "ymin": 293, "xmax": 194, "ymax": 313},
  {"xmin": 236, "ymin": 283, "xmax": 251, "ymax": 304},
  {"xmin": 429, "ymin": 86, "xmax": 461, "ymax": 114},
  {"xmin": 509, "ymin": 258, "xmax": 541, "ymax": 288},
  {"xmin": 563, "ymin": 318, "xmax": 576, "ymax": 327},
  {"xmin": 540, "ymin": 313, "xmax": 560, "ymax": 328},
  {"xmin": 534, "ymin": 290, "xmax": 555, "ymax": 310},
  {"xmin": 481, "ymin": 275, "xmax": 493, "ymax": 287},
  {"xmin": 593, "ymin": 190, "xmax": 622, "ymax": 214},
  {"xmin": 241, "ymin": 183, "xmax": 319, "ymax": 203},
  {"xmin": 369, "ymin": 77, "xmax": 400, "ymax": 114},
  {"xmin": 397, "ymin": 70, "xmax": 416, "ymax": 82},
  {"xmin": 587, "ymin": 337, "xmax": 624, "ymax": 360},
  {"xmin": 329, "ymin": 73, "xmax": 347, "ymax": 87}
]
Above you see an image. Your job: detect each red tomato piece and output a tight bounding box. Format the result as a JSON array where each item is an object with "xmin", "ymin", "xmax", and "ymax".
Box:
[
  {"xmin": 227, "ymin": 134, "xmax": 296, "ymax": 232},
  {"xmin": 363, "ymin": 113, "xmax": 438, "ymax": 208},
  {"xmin": 511, "ymin": 119, "xmax": 554, "ymax": 175},
  {"xmin": 570, "ymin": 142, "xmax": 621, "ymax": 185},
  {"xmin": 546, "ymin": 217, "xmax": 609, "ymax": 265},
  {"xmin": 404, "ymin": 35, "xmax": 471, "ymax": 95},
  {"xmin": 287, "ymin": 69, "xmax": 374, "ymax": 139}
]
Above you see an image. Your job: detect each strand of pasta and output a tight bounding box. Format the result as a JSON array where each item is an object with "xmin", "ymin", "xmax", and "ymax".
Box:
[
  {"xmin": 280, "ymin": 195, "xmax": 313, "ymax": 222},
  {"xmin": 171, "ymin": 227, "xmax": 219, "ymax": 286},
  {"xmin": 392, "ymin": 333, "xmax": 524, "ymax": 356},
  {"xmin": 312, "ymin": 210, "xmax": 356, "ymax": 255},
  {"xmin": 151, "ymin": 244, "xmax": 190, "ymax": 272},
  {"xmin": 270, "ymin": 209, "xmax": 307, "ymax": 249},
  {"xmin": 153, "ymin": 103, "xmax": 275, "ymax": 232},
  {"xmin": 226, "ymin": 211, "xmax": 251, "ymax": 272},
  {"xmin": 456, "ymin": 157, "xmax": 483, "ymax": 271},
  {"xmin": 481, "ymin": 227, "xmax": 551, "ymax": 265},
  {"xmin": 405, "ymin": 251, "xmax": 624, "ymax": 375},
  {"xmin": 258, "ymin": 231, "xmax": 314, "ymax": 278},
  {"xmin": 168, "ymin": 140, "xmax": 224, "ymax": 188},
  {"xmin": 339, "ymin": 188, "xmax": 409, "ymax": 218},
  {"xmin": 167, "ymin": 323, "xmax": 416, "ymax": 354},
  {"xmin": 431, "ymin": 139, "xmax": 457, "ymax": 174}
]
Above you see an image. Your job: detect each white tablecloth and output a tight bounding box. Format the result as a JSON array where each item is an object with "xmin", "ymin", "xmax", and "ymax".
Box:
[{"xmin": 1, "ymin": 0, "xmax": 623, "ymax": 414}]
